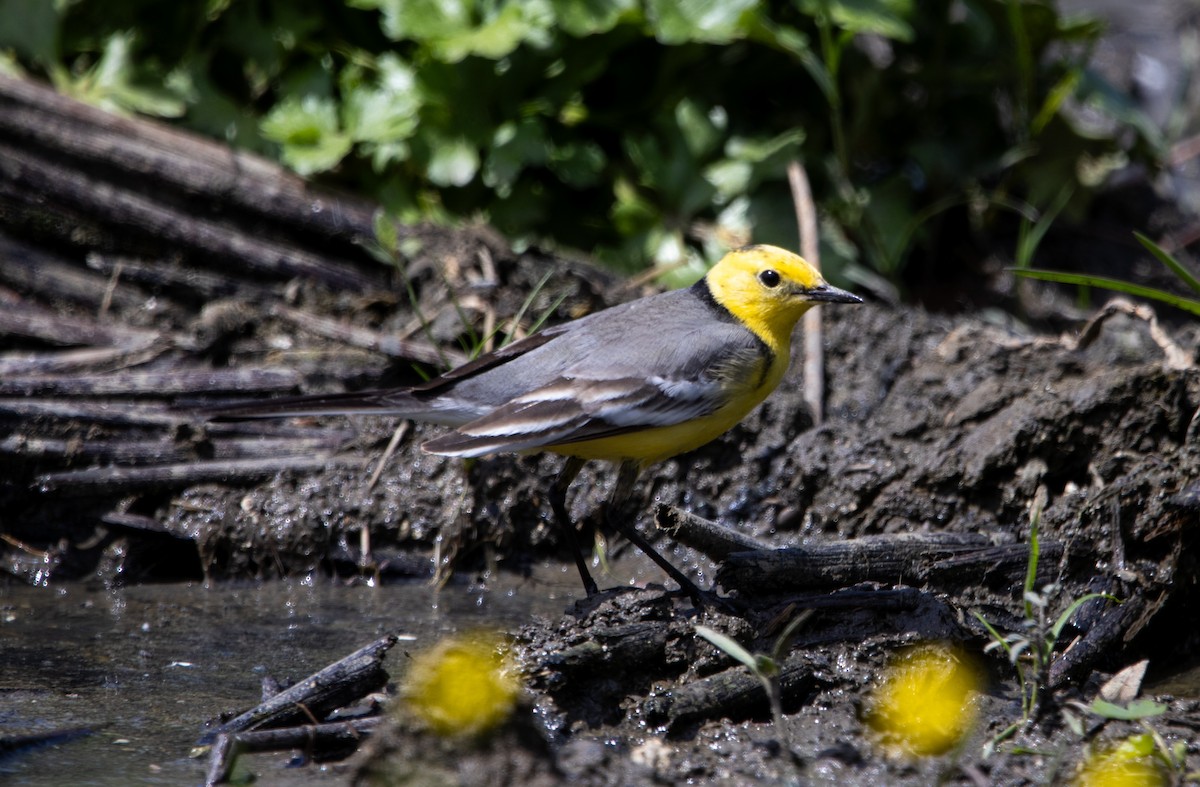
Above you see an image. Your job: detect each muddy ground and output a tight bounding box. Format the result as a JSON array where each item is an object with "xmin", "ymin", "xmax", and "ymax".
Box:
[{"xmin": 2, "ymin": 199, "xmax": 1199, "ymax": 784}]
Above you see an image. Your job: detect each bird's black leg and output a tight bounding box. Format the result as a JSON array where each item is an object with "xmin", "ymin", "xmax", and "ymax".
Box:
[
  {"xmin": 604, "ymin": 459, "xmax": 710, "ymax": 605},
  {"xmin": 549, "ymin": 455, "xmax": 598, "ymax": 596}
]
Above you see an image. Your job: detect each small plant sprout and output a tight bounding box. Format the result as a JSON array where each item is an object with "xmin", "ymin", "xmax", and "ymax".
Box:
[
  {"xmin": 974, "ymin": 487, "xmax": 1120, "ymax": 749},
  {"xmin": 695, "ymin": 610, "xmax": 813, "ymax": 753}
]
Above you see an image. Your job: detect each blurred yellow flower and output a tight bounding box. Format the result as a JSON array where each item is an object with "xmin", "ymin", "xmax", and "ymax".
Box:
[
  {"xmin": 402, "ymin": 630, "xmax": 521, "ymax": 737},
  {"xmin": 1075, "ymin": 734, "xmax": 1168, "ymax": 787},
  {"xmin": 866, "ymin": 642, "xmax": 982, "ymax": 756}
]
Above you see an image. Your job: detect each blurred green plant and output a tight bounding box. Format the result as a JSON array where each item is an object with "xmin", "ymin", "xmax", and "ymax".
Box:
[{"xmin": 0, "ymin": 0, "xmax": 1163, "ymax": 285}]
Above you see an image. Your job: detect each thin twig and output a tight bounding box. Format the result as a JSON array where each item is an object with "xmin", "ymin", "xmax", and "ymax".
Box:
[
  {"xmin": 363, "ymin": 420, "xmax": 412, "ymax": 573},
  {"xmin": 786, "ymin": 160, "xmax": 825, "ymax": 424}
]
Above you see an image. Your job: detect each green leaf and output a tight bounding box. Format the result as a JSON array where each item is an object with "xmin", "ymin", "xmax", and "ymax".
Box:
[
  {"xmin": 342, "ymin": 56, "xmax": 421, "ymax": 170},
  {"xmin": 1135, "ymin": 231, "xmax": 1200, "ymax": 296},
  {"xmin": 646, "ymin": 0, "xmax": 759, "ymax": 44},
  {"xmin": 484, "ymin": 118, "xmax": 549, "ymax": 193},
  {"xmin": 367, "ymin": 0, "xmax": 472, "ymax": 41},
  {"xmin": 550, "ymin": 0, "xmax": 639, "ymax": 36},
  {"xmin": 261, "ymin": 95, "xmax": 352, "ymax": 175},
  {"xmin": 0, "ymin": 0, "xmax": 62, "ymax": 65},
  {"xmin": 704, "ymin": 159, "xmax": 753, "ymax": 202},
  {"xmin": 429, "ymin": 1, "xmax": 554, "ymax": 63},
  {"xmin": 795, "ymin": 0, "xmax": 914, "ymax": 42},
  {"xmin": 62, "ymin": 32, "xmax": 186, "ymax": 118},
  {"xmin": 1088, "ymin": 699, "xmax": 1167, "ymax": 721},
  {"xmin": 548, "ymin": 140, "xmax": 606, "ymax": 188},
  {"xmin": 1013, "ymin": 270, "xmax": 1200, "ymax": 318},
  {"xmin": 695, "ymin": 626, "xmax": 760, "ymax": 673},
  {"xmin": 426, "ymin": 137, "xmax": 480, "ymax": 186},
  {"xmin": 675, "ymin": 98, "xmax": 724, "ymax": 158},
  {"xmin": 1071, "ymin": 69, "xmax": 1165, "ymax": 154}
]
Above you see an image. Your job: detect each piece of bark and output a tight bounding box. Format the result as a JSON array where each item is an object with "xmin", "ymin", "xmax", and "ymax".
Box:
[
  {"xmin": 0, "ymin": 232, "xmax": 154, "ymax": 312},
  {"xmin": 542, "ymin": 621, "xmax": 672, "ymax": 675},
  {"xmin": 0, "ymin": 74, "xmax": 393, "ymax": 292},
  {"xmin": 0, "ymin": 344, "xmax": 167, "ymax": 376},
  {"xmin": 1048, "ymin": 588, "xmax": 1156, "ymax": 688},
  {"xmin": 201, "ymin": 634, "xmax": 397, "ymax": 742},
  {"xmin": 0, "ymin": 140, "xmax": 381, "ymax": 290},
  {"xmin": 0, "ymin": 434, "xmax": 340, "ymax": 465},
  {"xmin": 0, "ymin": 398, "xmax": 186, "ymax": 427}
]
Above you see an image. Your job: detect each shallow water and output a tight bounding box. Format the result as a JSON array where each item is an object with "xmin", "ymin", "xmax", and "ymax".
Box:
[{"xmin": 0, "ymin": 570, "xmax": 580, "ymax": 786}]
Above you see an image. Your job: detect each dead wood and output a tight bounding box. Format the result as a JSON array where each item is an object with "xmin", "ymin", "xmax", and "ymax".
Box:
[
  {"xmin": 653, "ymin": 505, "xmax": 772, "ymax": 560},
  {"xmin": 643, "ymin": 653, "xmax": 819, "ymax": 730},
  {"xmin": 0, "ymin": 368, "xmax": 303, "ymax": 397},
  {"xmin": 35, "ymin": 454, "xmax": 360, "ymax": 495},
  {"xmin": 0, "ymin": 73, "xmax": 388, "ymax": 290},
  {"xmin": 205, "ymin": 718, "xmax": 383, "ymax": 786},
  {"xmin": 717, "ymin": 533, "xmax": 1064, "ymax": 594},
  {"xmin": 202, "ymin": 634, "xmax": 397, "ymax": 743}
]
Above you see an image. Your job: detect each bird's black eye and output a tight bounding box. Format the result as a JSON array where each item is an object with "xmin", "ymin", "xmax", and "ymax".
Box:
[{"xmin": 758, "ymin": 269, "xmax": 781, "ymax": 288}]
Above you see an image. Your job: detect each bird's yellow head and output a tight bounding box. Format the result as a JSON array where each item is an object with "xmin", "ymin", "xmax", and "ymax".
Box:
[{"xmin": 704, "ymin": 244, "xmax": 861, "ymax": 351}]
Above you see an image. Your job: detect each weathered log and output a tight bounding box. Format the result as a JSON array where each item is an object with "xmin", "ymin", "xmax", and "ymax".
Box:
[
  {"xmin": 0, "ymin": 73, "xmax": 391, "ymax": 290},
  {"xmin": 717, "ymin": 533, "xmax": 1064, "ymax": 594}
]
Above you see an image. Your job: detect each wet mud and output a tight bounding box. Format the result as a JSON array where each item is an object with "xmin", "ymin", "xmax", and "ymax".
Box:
[{"xmin": 2, "ymin": 219, "xmax": 1198, "ymax": 783}]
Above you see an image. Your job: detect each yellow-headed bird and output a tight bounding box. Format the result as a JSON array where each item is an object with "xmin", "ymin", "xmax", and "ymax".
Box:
[{"xmin": 208, "ymin": 245, "xmax": 861, "ymax": 600}]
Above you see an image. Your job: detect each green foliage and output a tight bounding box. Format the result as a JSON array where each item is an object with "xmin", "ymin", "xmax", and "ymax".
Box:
[
  {"xmin": 1016, "ymin": 232, "xmax": 1200, "ymax": 317},
  {"xmin": 0, "ymin": 0, "xmax": 1162, "ymax": 279}
]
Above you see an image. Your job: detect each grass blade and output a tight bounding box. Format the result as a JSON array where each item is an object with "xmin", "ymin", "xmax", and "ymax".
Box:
[{"xmin": 1013, "ymin": 269, "xmax": 1200, "ymax": 317}]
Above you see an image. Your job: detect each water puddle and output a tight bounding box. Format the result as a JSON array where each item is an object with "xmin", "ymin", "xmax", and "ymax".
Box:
[{"xmin": 1, "ymin": 569, "xmax": 580, "ymax": 785}]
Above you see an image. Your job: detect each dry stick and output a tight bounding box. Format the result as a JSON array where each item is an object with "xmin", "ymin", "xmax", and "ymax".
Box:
[
  {"xmin": 363, "ymin": 420, "xmax": 412, "ymax": 572},
  {"xmin": 202, "ymin": 635, "xmax": 399, "ymax": 743},
  {"xmin": 0, "ymin": 367, "xmax": 303, "ymax": 397},
  {"xmin": 34, "ymin": 455, "xmax": 360, "ymax": 495},
  {"xmin": 271, "ymin": 305, "xmax": 466, "ymax": 368},
  {"xmin": 786, "ymin": 160, "xmax": 826, "ymax": 424},
  {"xmin": 205, "ymin": 717, "xmax": 384, "ymax": 785},
  {"xmin": 653, "ymin": 505, "xmax": 772, "ymax": 561}
]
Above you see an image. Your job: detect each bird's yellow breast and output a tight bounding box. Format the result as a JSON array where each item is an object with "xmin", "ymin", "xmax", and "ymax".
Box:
[{"xmin": 544, "ymin": 353, "xmax": 786, "ymax": 466}]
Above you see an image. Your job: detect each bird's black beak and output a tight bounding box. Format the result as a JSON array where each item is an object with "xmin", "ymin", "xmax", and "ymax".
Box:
[{"xmin": 805, "ymin": 283, "xmax": 863, "ymax": 304}]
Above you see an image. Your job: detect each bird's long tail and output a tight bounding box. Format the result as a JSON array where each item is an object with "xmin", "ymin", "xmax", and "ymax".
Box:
[{"xmin": 195, "ymin": 388, "xmax": 435, "ymax": 421}]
